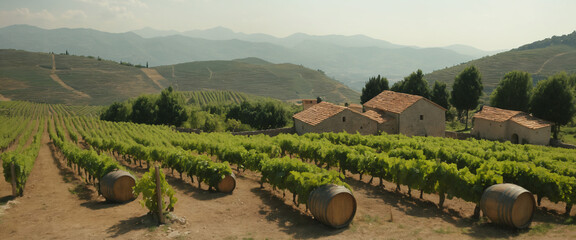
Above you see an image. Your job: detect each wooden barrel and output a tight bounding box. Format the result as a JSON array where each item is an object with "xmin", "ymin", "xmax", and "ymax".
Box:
[
  {"xmin": 99, "ymin": 170, "xmax": 137, "ymax": 203},
  {"xmin": 480, "ymin": 183, "xmax": 535, "ymax": 229},
  {"xmin": 216, "ymin": 173, "xmax": 236, "ymax": 193},
  {"xmin": 307, "ymin": 184, "xmax": 357, "ymax": 228}
]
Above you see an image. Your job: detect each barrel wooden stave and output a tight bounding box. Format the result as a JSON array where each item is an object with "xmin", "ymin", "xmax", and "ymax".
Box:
[
  {"xmin": 99, "ymin": 170, "xmax": 137, "ymax": 203},
  {"xmin": 308, "ymin": 184, "xmax": 357, "ymax": 228},
  {"xmin": 216, "ymin": 173, "xmax": 236, "ymax": 193},
  {"xmin": 480, "ymin": 183, "xmax": 535, "ymax": 229}
]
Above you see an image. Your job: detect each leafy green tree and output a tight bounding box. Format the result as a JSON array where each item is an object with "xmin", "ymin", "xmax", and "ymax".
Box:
[
  {"xmin": 130, "ymin": 95, "xmax": 158, "ymax": 124},
  {"xmin": 227, "ymin": 100, "xmax": 290, "ymax": 130},
  {"xmin": 490, "ymin": 71, "xmax": 532, "ymax": 112},
  {"xmin": 530, "ymin": 72, "xmax": 576, "ymax": 139},
  {"xmin": 156, "ymin": 86, "xmax": 188, "ymax": 126},
  {"xmin": 431, "ymin": 81, "xmax": 449, "ymax": 109},
  {"xmin": 360, "ymin": 75, "xmax": 389, "ymax": 104},
  {"xmin": 451, "ymin": 66, "xmax": 483, "ymax": 130},
  {"xmin": 391, "ymin": 69, "xmax": 430, "ymax": 98},
  {"xmin": 100, "ymin": 102, "xmax": 131, "ymax": 122}
]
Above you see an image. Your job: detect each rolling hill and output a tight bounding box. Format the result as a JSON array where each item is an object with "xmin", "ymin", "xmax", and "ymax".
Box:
[
  {"xmin": 425, "ymin": 31, "xmax": 576, "ymax": 95},
  {"xmin": 154, "ymin": 57, "xmax": 360, "ymax": 103},
  {"xmin": 0, "ymin": 49, "xmax": 359, "ymax": 105},
  {"xmin": 0, "ymin": 24, "xmax": 486, "ymax": 90}
]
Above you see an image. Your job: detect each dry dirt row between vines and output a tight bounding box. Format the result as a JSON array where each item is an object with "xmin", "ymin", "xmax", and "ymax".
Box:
[{"xmin": 1, "ymin": 122, "xmax": 576, "ymax": 239}]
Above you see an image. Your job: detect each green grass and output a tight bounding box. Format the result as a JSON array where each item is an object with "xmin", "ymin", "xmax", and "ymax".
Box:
[
  {"xmin": 560, "ymin": 126, "xmax": 576, "ymax": 145},
  {"xmin": 528, "ymin": 223, "xmax": 554, "ymax": 235},
  {"xmin": 446, "ymin": 120, "xmax": 471, "ymax": 132},
  {"xmin": 360, "ymin": 214, "xmax": 382, "ymax": 224},
  {"xmin": 433, "ymin": 227, "xmax": 454, "ymax": 234}
]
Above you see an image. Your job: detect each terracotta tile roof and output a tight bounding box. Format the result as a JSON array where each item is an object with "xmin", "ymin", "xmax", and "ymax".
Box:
[
  {"xmin": 348, "ymin": 104, "xmax": 363, "ymax": 113},
  {"xmin": 293, "ymin": 102, "xmax": 346, "ymax": 126},
  {"xmin": 510, "ymin": 113, "xmax": 551, "ymax": 129},
  {"xmin": 474, "ymin": 106, "xmax": 551, "ymax": 129},
  {"xmin": 474, "ymin": 106, "xmax": 521, "ymax": 122},
  {"xmin": 362, "ymin": 110, "xmax": 389, "ymax": 124},
  {"xmin": 363, "ymin": 91, "xmax": 446, "ymax": 114}
]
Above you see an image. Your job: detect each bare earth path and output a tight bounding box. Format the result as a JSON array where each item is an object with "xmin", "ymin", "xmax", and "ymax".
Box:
[
  {"xmin": 141, "ymin": 68, "xmax": 167, "ymax": 90},
  {"xmin": 1, "ymin": 123, "xmax": 576, "ymax": 239},
  {"xmin": 0, "ymin": 93, "xmax": 10, "ymax": 101},
  {"xmin": 0, "ymin": 122, "xmax": 144, "ymax": 239},
  {"xmin": 535, "ymin": 52, "xmax": 570, "ymax": 74},
  {"xmin": 49, "ymin": 54, "xmax": 91, "ymax": 99}
]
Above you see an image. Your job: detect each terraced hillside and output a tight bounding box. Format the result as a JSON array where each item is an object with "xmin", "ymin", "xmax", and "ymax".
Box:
[
  {"xmin": 0, "ymin": 50, "xmax": 359, "ymax": 105},
  {"xmin": 425, "ymin": 43, "xmax": 576, "ymax": 95},
  {"xmin": 154, "ymin": 57, "xmax": 360, "ymax": 104},
  {"xmin": 0, "ymin": 49, "xmax": 161, "ymax": 105}
]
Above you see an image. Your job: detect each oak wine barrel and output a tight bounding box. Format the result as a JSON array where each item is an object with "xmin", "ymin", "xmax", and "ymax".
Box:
[
  {"xmin": 308, "ymin": 184, "xmax": 357, "ymax": 228},
  {"xmin": 480, "ymin": 183, "xmax": 535, "ymax": 229},
  {"xmin": 216, "ymin": 173, "xmax": 236, "ymax": 193},
  {"xmin": 99, "ymin": 170, "xmax": 137, "ymax": 203}
]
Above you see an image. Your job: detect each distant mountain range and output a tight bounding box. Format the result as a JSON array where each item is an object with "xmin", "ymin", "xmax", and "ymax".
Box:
[
  {"xmin": 0, "ymin": 24, "xmax": 500, "ymax": 90},
  {"xmin": 0, "ymin": 49, "xmax": 359, "ymax": 105},
  {"xmin": 425, "ymin": 31, "xmax": 576, "ymax": 96}
]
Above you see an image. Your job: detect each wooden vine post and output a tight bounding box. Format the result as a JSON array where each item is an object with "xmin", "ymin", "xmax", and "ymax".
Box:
[
  {"xmin": 155, "ymin": 165, "xmax": 165, "ymax": 224},
  {"xmin": 11, "ymin": 162, "xmax": 18, "ymax": 197}
]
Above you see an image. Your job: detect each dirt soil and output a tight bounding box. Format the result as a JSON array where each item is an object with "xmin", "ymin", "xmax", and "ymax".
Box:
[{"xmin": 1, "ymin": 129, "xmax": 576, "ymax": 239}]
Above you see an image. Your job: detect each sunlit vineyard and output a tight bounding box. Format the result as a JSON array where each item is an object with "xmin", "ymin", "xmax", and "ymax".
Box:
[{"xmin": 2, "ymin": 100, "xmax": 576, "ymax": 238}]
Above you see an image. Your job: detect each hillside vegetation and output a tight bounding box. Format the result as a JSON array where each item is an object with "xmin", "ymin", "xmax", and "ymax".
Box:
[
  {"xmin": 425, "ymin": 40, "xmax": 576, "ymax": 95},
  {"xmin": 154, "ymin": 58, "xmax": 360, "ymax": 103},
  {"xmin": 178, "ymin": 89, "xmax": 269, "ymax": 106},
  {"xmin": 0, "ymin": 25, "xmax": 482, "ymax": 90},
  {"xmin": 0, "ymin": 50, "xmax": 358, "ymax": 105},
  {"xmin": 0, "ymin": 49, "xmax": 160, "ymax": 105}
]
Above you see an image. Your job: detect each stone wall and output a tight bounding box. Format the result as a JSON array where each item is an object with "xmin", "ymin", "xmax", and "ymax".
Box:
[
  {"xmin": 230, "ymin": 127, "xmax": 295, "ymax": 136},
  {"xmin": 174, "ymin": 127, "xmax": 295, "ymax": 137},
  {"xmin": 445, "ymin": 131, "xmax": 474, "ymax": 140}
]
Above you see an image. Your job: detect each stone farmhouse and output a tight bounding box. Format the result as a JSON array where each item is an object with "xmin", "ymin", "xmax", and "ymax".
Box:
[
  {"xmin": 293, "ymin": 102, "xmax": 383, "ymax": 135},
  {"xmin": 293, "ymin": 91, "xmax": 446, "ymax": 137},
  {"xmin": 471, "ymin": 106, "xmax": 551, "ymax": 145},
  {"xmin": 363, "ymin": 91, "xmax": 446, "ymax": 137}
]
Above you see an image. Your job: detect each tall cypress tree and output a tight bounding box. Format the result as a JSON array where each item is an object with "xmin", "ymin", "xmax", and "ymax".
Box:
[
  {"xmin": 451, "ymin": 66, "xmax": 483, "ymax": 130},
  {"xmin": 360, "ymin": 75, "xmax": 389, "ymax": 104}
]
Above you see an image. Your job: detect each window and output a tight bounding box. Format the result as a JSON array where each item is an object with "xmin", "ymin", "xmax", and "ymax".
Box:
[
  {"xmin": 420, "ymin": 115, "xmax": 424, "ymax": 120},
  {"xmin": 342, "ymin": 116, "xmax": 346, "ymax": 122}
]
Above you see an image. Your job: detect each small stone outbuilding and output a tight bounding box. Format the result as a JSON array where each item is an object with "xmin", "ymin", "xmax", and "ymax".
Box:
[
  {"xmin": 471, "ymin": 106, "xmax": 551, "ymax": 145},
  {"xmin": 363, "ymin": 91, "xmax": 446, "ymax": 137}
]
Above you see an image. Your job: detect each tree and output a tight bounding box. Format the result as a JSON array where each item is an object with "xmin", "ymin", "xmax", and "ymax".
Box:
[
  {"xmin": 130, "ymin": 95, "xmax": 158, "ymax": 124},
  {"xmin": 100, "ymin": 102, "xmax": 131, "ymax": 122},
  {"xmin": 156, "ymin": 86, "xmax": 188, "ymax": 126},
  {"xmin": 451, "ymin": 65, "xmax": 483, "ymax": 130},
  {"xmin": 360, "ymin": 75, "xmax": 389, "ymax": 104},
  {"xmin": 490, "ymin": 71, "xmax": 532, "ymax": 112},
  {"xmin": 390, "ymin": 70, "xmax": 430, "ymax": 98},
  {"xmin": 530, "ymin": 72, "xmax": 576, "ymax": 139},
  {"xmin": 226, "ymin": 100, "xmax": 290, "ymax": 130},
  {"xmin": 431, "ymin": 81, "xmax": 449, "ymax": 109}
]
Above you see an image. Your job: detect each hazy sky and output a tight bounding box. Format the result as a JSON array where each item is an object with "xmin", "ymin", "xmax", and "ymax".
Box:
[{"xmin": 1, "ymin": 0, "xmax": 574, "ymax": 51}]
